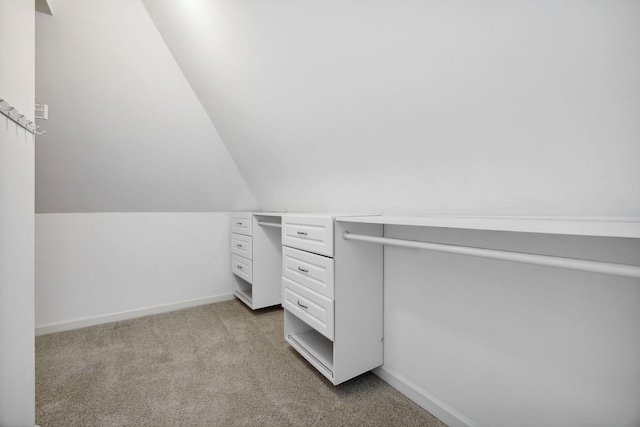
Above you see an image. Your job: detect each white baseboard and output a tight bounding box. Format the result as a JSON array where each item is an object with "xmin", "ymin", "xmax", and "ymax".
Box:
[
  {"xmin": 35, "ymin": 293, "xmax": 235, "ymax": 336},
  {"xmin": 373, "ymin": 366, "xmax": 479, "ymax": 427}
]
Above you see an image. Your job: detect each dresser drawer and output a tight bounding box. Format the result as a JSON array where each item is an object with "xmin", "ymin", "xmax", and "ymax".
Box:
[
  {"xmin": 283, "ymin": 276, "xmax": 334, "ymax": 341},
  {"xmin": 231, "ymin": 233, "xmax": 252, "ymax": 260},
  {"xmin": 282, "ymin": 216, "xmax": 334, "ymax": 257},
  {"xmin": 231, "ymin": 254, "xmax": 252, "ymax": 284},
  {"xmin": 283, "ymin": 246, "xmax": 334, "ymax": 299},
  {"xmin": 231, "ymin": 213, "xmax": 252, "ymax": 236}
]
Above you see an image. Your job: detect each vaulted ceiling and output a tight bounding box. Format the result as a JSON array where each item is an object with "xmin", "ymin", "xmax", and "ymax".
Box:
[
  {"xmin": 36, "ymin": 0, "xmax": 640, "ymax": 215},
  {"xmin": 35, "ymin": 0, "xmax": 258, "ymax": 212}
]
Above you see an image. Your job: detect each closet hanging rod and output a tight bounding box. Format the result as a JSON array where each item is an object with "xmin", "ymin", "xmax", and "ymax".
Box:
[
  {"xmin": 342, "ymin": 232, "xmax": 640, "ymax": 279},
  {"xmin": 257, "ymin": 221, "xmax": 282, "ymax": 228}
]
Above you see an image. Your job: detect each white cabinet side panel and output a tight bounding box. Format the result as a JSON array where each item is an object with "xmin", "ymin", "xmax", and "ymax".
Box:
[{"xmin": 333, "ymin": 221, "xmax": 384, "ymax": 384}]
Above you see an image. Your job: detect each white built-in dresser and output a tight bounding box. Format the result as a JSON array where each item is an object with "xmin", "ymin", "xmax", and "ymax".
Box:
[
  {"xmin": 281, "ymin": 214, "xmax": 384, "ymax": 385},
  {"xmin": 231, "ymin": 212, "xmax": 283, "ymax": 309},
  {"xmin": 230, "ymin": 212, "xmax": 385, "ymax": 384}
]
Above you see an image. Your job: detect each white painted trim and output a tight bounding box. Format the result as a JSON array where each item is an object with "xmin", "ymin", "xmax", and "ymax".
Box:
[
  {"xmin": 373, "ymin": 366, "xmax": 479, "ymax": 427},
  {"xmin": 35, "ymin": 293, "xmax": 235, "ymax": 336}
]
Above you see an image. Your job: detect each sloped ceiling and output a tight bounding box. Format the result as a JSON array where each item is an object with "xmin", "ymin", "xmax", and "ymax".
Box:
[
  {"xmin": 35, "ymin": 0, "xmax": 259, "ymax": 213},
  {"xmin": 143, "ymin": 0, "xmax": 640, "ymax": 216},
  {"xmin": 35, "ymin": 0, "xmax": 54, "ymax": 16}
]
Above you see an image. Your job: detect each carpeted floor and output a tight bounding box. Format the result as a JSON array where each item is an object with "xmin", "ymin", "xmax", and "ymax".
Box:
[{"xmin": 36, "ymin": 299, "xmax": 447, "ymax": 426}]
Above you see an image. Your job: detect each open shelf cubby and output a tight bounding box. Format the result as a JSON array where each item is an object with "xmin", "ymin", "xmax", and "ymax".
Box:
[
  {"xmin": 285, "ymin": 310, "xmax": 334, "ymax": 380},
  {"xmin": 233, "ymin": 286, "xmax": 253, "ymax": 307}
]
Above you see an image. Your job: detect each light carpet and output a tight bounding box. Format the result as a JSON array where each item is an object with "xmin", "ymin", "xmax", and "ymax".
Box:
[{"xmin": 36, "ymin": 299, "xmax": 447, "ymax": 426}]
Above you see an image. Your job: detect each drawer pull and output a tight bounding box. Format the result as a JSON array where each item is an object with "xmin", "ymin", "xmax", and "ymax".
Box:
[
  {"xmin": 297, "ymin": 266, "xmax": 309, "ymax": 273},
  {"xmin": 297, "ymin": 231, "xmax": 308, "ymax": 236},
  {"xmin": 236, "ymin": 244, "xmax": 243, "ymax": 247},
  {"xmin": 236, "ymin": 265, "xmax": 243, "ymax": 270},
  {"xmin": 297, "ymin": 301, "xmax": 308, "ymax": 309},
  {"xmin": 236, "ymin": 222, "xmax": 243, "ymax": 225}
]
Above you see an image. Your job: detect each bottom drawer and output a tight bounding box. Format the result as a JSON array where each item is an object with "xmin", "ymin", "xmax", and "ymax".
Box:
[
  {"xmin": 232, "ymin": 254, "xmax": 252, "ymax": 284},
  {"xmin": 282, "ymin": 276, "xmax": 334, "ymax": 341}
]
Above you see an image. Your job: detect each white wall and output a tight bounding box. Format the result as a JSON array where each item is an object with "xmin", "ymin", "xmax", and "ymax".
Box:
[
  {"xmin": 35, "ymin": 213, "xmax": 234, "ymax": 332},
  {"xmin": 143, "ymin": 0, "xmax": 640, "ymax": 216},
  {"xmin": 0, "ymin": 1, "xmax": 35, "ymax": 425},
  {"xmin": 380, "ymin": 226, "xmax": 640, "ymax": 426},
  {"xmin": 35, "ymin": 0, "xmax": 258, "ymax": 213},
  {"xmin": 33, "ymin": 1, "xmax": 259, "ymax": 337}
]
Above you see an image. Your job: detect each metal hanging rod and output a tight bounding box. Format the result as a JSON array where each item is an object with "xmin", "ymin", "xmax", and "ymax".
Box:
[
  {"xmin": 257, "ymin": 221, "xmax": 282, "ymax": 228},
  {"xmin": 0, "ymin": 97, "xmax": 46, "ymax": 135},
  {"xmin": 342, "ymin": 232, "xmax": 640, "ymax": 279}
]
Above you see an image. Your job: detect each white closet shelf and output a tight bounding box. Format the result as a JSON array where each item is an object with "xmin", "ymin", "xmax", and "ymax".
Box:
[
  {"xmin": 335, "ymin": 215, "xmax": 640, "ymax": 239},
  {"xmin": 287, "ymin": 329, "xmax": 334, "ymax": 376},
  {"xmin": 254, "ymin": 212, "xmax": 288, "ymax": 217}
]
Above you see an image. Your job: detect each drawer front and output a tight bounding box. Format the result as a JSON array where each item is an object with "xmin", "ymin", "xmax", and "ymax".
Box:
[
  {"xmin": 282, "ymin": 216, "xmax": 334, "ymax": 257},
  {"xmin": 231, "ymin": 254, "xmax": 252, "ymax": 284},
  {"xmin": 231, "ymin": 213, "xmax": 252, "ymax": 236},
  {"xmin": 283, "ymin": 246, "xmax": 334, "ymax": 299},
  {"xmin": 283, "ymin": 276, "xmax": 334, "ymax": 341},
  {"xmin": 231, "ymin": 233, "xmax": 252, "ymax": 260}
]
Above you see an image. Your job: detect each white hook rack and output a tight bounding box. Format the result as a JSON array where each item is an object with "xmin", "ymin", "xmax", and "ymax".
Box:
[{"xmin": 0, "ymin": 97, "xmax": 46, "ymax": 135}]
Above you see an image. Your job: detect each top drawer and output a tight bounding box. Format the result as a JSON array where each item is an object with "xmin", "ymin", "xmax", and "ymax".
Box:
[
  {"xmin": 231, "ymin": 213, "xmax": 252, "ymax": 236},
  {"xmin": 282, "ymin": 216, "xmax": 334, "ymax": 257}
]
